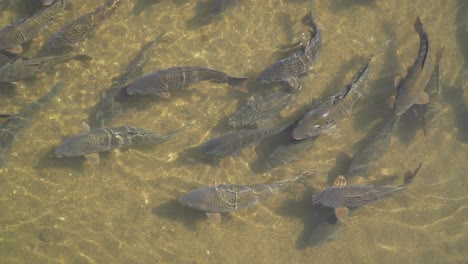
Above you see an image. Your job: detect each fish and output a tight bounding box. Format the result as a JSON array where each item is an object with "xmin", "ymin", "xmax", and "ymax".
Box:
[
  {"xmin": 111, "ymin": 31, "xmax": 166, "ymax": 86},
  {"xmin": 0, "ymin": 54, "xmax": 92, "ymax": 83},
  {"xmin": 126, "ymin": 66, "xmax": 248, "ymax": 98},
  {"xmin": 46, "ymin": 0, "xmax": 123, "ymax": 50},
  {"xmin": 178, "ymin": 172, "xmax": 313, "ymax": 222},
  {"xmin": 258, "ymin": 0, "xmax": 321, "ymax": 90},
  {"xmin": 411, "ymin": 48, "xmax": 444, "ymax": 136},
  {"xmin": 0, "ymin": 0, "xmax": 68, "ymax": 53},
  {"xmin": 55, "ymin": 124, "xmax": 180, "ymax": 164},
  {"xmin": 89, "ymin": 86, "xmax": 129, "ymax": 128},
  {"xmin": 228, "ymin": 90, "xmax": 294, "ymax": 128},
  {"xmin": 293, "ymin": 55, "xmax": 374, "ymax": 139},
  {"xmin": 211, "ymin": 0, "xmax": 241, "ymax": 17},
  {"xmin": 345, "ymin": 115, "xmax": 399, "ymax": 179},
  {"xmin": 313, "ymin": 163, "xmax": 422, "ymax": 222},
  {"xmin": 393, "ymin": 17, "xmax": 435, "ymax": 116},
  {"xmin": 198, "ymin": 122, "xmax": 293, "ymax": 158},
  {"xmin": 0, "ymin": 84, "xmax": 62, "ymax": 166}
]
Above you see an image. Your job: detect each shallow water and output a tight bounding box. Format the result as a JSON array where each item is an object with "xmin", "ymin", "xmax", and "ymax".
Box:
[{"xmin": 0, "ymin": 0, "xmax": 467, "ymax": 263}]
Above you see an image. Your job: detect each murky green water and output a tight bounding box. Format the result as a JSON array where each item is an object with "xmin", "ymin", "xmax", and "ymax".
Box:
[{"xmin": 0, "ymin": 0, "xmax": 467, "ymax": 263}]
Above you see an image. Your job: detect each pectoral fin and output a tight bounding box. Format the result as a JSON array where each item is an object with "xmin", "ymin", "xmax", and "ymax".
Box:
[
  {"xmin": 84, "ymin": 153, "xmax": 100, "ymax": 164},
  {"xmin": 414, "ymin": 92, "xmax": 429, "ymax": 105},
  {"xmin": 393, "ymin": 76, "xmax": 402, "ymax": 89},
  {"xmin": 334, "ymin": 207, "xmax": 349, "ymax": 223},
  {"xmin": 333, "ymin": 175, "xmax": 347, "ymax": 187},
  {"xmin": 6, "ymin": 45, "xmax": 23, "ymax": 54},
  {"xmin": 80, "ymin": 121, "xmax": 91, "ymax": 132},
  {"xmin": 205, "ymin": 212, "xmax": 221, "ymax": 223},
  {"xmin": 157, "ymin": 91, "xmax": 171, "ymax": 99}
]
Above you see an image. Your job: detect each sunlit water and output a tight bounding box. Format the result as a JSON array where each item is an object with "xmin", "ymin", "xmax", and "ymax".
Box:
[{"xmin": 0, "ymin": 0, "xmax": 467, "ymax": 263}]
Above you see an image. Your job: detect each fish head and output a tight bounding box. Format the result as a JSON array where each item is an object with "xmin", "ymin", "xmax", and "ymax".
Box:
[
  {"xmin": 54, "ymin": 136, "xmax": 85, "ymax": 158},
  {"xmin": 292, "ymin": 121, "xmax": 321, "ymax": 140},
  {"xmin": 178, "ymin": 187, "xmax": 219, "ymax": 212},
  {"xmin": 126, "ymin": 74, "xmax": 165, "ymax": 96}
]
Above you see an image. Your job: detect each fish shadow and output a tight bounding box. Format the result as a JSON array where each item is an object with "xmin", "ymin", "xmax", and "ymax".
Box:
[
  {"xmin": 456, "ymin": 0, "xmax": 468, "ymax": 69},
  {"xmin": 326, "ymin": 152, "xmax": 352, "ymax": 185},
  {"xmin": 151, "ymin": 199, "xmax": 206, "ymax": 231},
  {"xmin": 444, "ymin": 85, "xmax": 468, "ymax": 143},
  {"xmin": 0, "ymin": 82, "xmax": 17, "ymax": 97},
  {"xmin": 352, "ymin": 21, "xmax": 399, "ymax": 130},
  {"xmin": 33, "ymin": 146, "xmax": 86, "ymax": 171},
  {"xmin": 276, "ymin": 189, "xmax": 341, "ymax": 249},
  {"xmin": 185, "ymin": 1, "xmax": 216, "ymax": 30}
]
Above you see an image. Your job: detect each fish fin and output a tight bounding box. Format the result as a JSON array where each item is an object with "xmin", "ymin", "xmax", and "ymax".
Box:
[
  {"xmin": 6, "ymin": 45, "xmax": 23, "ymax": 54},
  {"xmin": 228, "ymin": 77, "xmax": 249, "ymax": 93},
  {"xmin": 256, "ymin": 118, "xmax": 275, "ymax": 128},
  {"xmin": 84, "ymin": 153, "xmax": 100, "ymax": 164},
  {"xmin": 393, "ymin": 76, "xmax": 403, "ymax": 89},
  {"xmin": 414, "ymin": 92, "xmax": 429, "ymax": 105},
  {"xmin": 333, "ymin": 175, "xmax": 346, "ymax": 187},
  {"xmin": 334, "ymin": 207, "xmax": 349, "ymax": 223},
  {"xmin": 0, "ymin": 114, "xmax": 13, "ymax": 118},
  {"xmin": 157, "ymin": 91, "xmax": 171, "ymax": 99},
  {"xmin": 323, "ymin": 126, "xmax": 340, "ymax": 138},
  {"xmin": 413, "ymin": 16, "xmax": 424, "ymax": 35},
  {"xmin": 80, "ymin": 121, "xmax": 91, "ymax": 132},
  {"xmin": 205, "ymin": 212, "xmax": 221, "ymax": 223},
  {"xmin": 404, "ymin": 163, "xmax": 422, "ymax": 185}
]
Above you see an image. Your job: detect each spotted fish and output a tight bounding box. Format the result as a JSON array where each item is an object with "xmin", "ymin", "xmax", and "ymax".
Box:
[
  {"xmin": 178, "ymin": 172, "xmax": 313, "ymax": 222},
  {"xmin": 126, "ymin": 66, "xmax": 248, "ymax": 98},
  {"xmin": 46, "ymin": 0, "xmax": 123, "ymax": 50},
  {"xmin": 0, "ymin": 84, "xmax": 62, "ymax": 166},
  {"xmin": 0, "ymin": 54, "xmax": 91, "ymax": 83},
  {"xmin": 211, "ymin": 0, "xmax": 241, "ymax": 17},
  {"xmin": 313, "ymin": 163, "xmax": 421, "ymax": 222},
  {"xmin": 393, "ymin": 17, "xmax": 435, "ymax": 116},
  {"xmin": 258, "ymin": 0, "xmax": 321, "ymax": 90},
  {"xmin": 0, "ymin": 0, "xmax": 68, "ymax": 53},
  {"xmin": 228, "ymin": 90, "xmax": 294, "ymax": 128},
  {"xmin": 55, "ymin": 124, "xmax": 180, "ymax": 164}
]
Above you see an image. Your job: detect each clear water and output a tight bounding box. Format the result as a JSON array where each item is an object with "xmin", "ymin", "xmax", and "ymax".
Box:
[{"xmin": 0, "ymin": 0, "xmax": 467, "ymax": 263}]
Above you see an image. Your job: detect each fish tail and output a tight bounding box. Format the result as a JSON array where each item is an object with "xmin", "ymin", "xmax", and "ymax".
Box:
[
  {"xmin": 414, "ymin": 16, "xmax": 425, "ymax": 35},
  {"xmin": 302, "ymin": 0, "xmax": 317, "ymax": 29},
  {"xmin": 294, "ymin": 170, "xmax": 316, "ymax": 186},
  {"xmin": 403, "ymin": 163, "xmax": 422, "ymax": 185},
  {"xmin": 228, "ymin": 76, "xmax": 249, "ymax": 93}
]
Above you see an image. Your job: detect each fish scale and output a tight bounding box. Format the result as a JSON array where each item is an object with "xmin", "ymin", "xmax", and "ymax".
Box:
[
  {"xmin": 179, "ymin": 175, "xmax": 309, "ymax": 213},
  {"xmin": 0, "ymin": 0, "xmax": 67, "ymax": 51}
]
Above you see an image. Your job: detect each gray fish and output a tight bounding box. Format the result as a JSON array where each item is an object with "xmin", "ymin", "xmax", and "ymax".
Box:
[
  {"xmin": 0, "ymin": 54, "xmax": 92, "ymax": 83},
  {"xmin": 211, "ymin": 0, "xmax": 241, "ymax": 17},
  {"xmin": 46, "ymin": 0, "xmax": 123, "ymax": 50},
  {"xmin": 0, "ymin": 84, "xmax": 62, "ymax": 166},
  {"xmin": 178, "ymin": 172, "xmax": 312, "ymax": 222},
  {"xmin": 228, "ymin": 90, "xmax": 294, "ymax": 128},
  {"xmin": 198, "ymin": 122, "xmax": 292, "ymax": 158},
  {"xmin": 307, "ymin": 206, "xmax": 343, "ymax": 247},
  {"xmin": 126, "ymin": 66, "xmax": 248, "ymax": 98},
  {"xmin": 345, "ymin": 115, "xmax": 399, "ymax": 179},
  {"xmin": 313, "ymin": 164, "xmax": 421, "ymax": 222},
  {"xmin": 293, "ymin": 56, "xmax": 372, "ymax": 139},
  {"xmin": 258, "ymin": 0, "xmax": 321, "ymax": 90},
  {"xmin": 55, "ymin": 124, "xmax": 180, "ymax": 164},
  {"xmin": 393, "ymin": 17, "xmax": 435, "ymax": 116},
  {"xmin": 112, "ymin": 31, "xmax": 166, "ymax": 86},
  {"xmin": 0, "ymin": 0, "xmax": 68, "ymax": 53}
]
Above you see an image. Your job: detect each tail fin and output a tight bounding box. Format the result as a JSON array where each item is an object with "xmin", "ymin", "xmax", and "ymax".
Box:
[
  {"xmin": 414, "ymin": 16, "xmax": 425, "ymax": 35},
  {"xmin": 403, "ymin": 162, "xmax": 422, "ymax": 185},
  {"xmin": 228, "ymin": 76, "xmax": 249, "ymax": 93}
]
